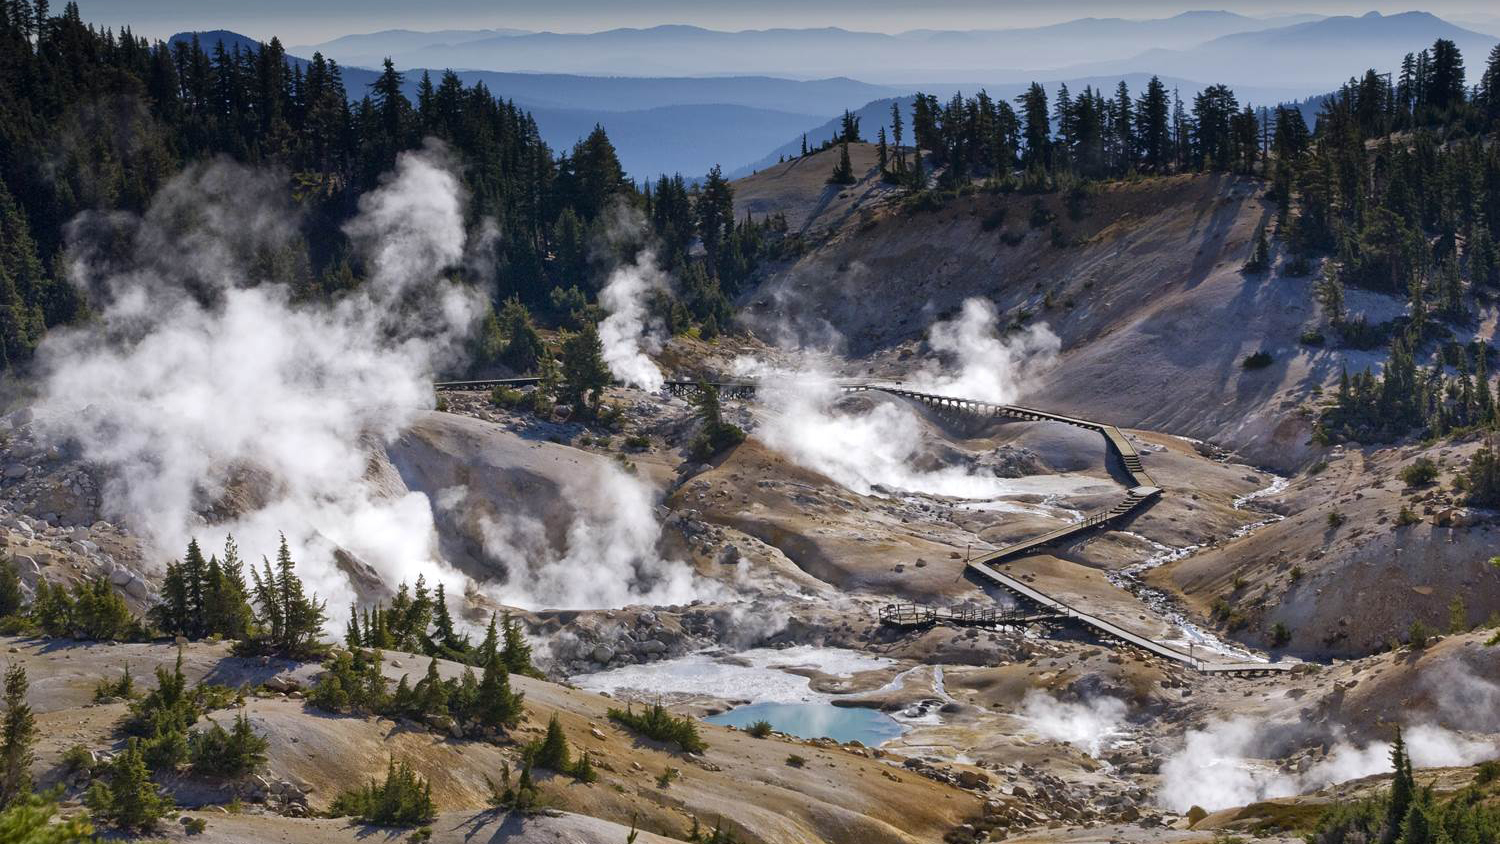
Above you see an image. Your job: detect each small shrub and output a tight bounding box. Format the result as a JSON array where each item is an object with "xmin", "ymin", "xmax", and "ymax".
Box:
[
  {"xmin": 980, "ymin": 208, "xmax": 1007, "ymax": 231},
  {"xmin": 1242, "ymin": 351, "xmax": 1273, "ymax": 370},
  {"xmin": 785, "ymin": 754, "xmax": 807, "ymax": 768},
  {"xmin": 746, "ymin": 720, "xmax": 773, "ymax": 739},
  {"xmin": 490, "ymin": 386, "xmax": 526, "ymax": 408},
  {"xmin": 1289, "ymin": 566, "xmax": 1304, "ymax": 582},
  {"xmin": 608, "ymin": 703, "xmax": 707, "ymax": 754},
  {"xmin": 61, "ymin": 743, "xmax": 95, "ymax": 775},
  {"xmin": 1475, "ymin": 759, "xmax": 1500, "ymax": 784},
  {"xmin": 570, "ymin": 751, "xmax": 598, "ymax": 784},
  {"xmin": 1307, "ymin": 460, "xmax": 1328, "ymax": 476},
  {"xmin": 1400, "ymin": 458, "xmax": 1439, "ymax": 487},
  {"xmin": 184, "ymin": 816, "xmax": 207, "ymax": 835},
  {"xmin": 434, "ymin": 396, "xmax": 449, "ymax": 413},
  {"xmin": 1299, "ymin": 330, "xmax": 1325, "ymax": 346},
  {"xmin": 1396, "ymin": 505, "xmax": 1421, "ymax": 526},
  {"xmin": 655, "ymin": 767, "xmax": 680, "ymax": 789},
  {"xmin": 329, "ymin": 758, "xmax": 436, "ymax": 826},
  {"xmin": 1327, "ymin": 510, "xmax": 1346, "ymax": 529},
  {"xmin": 1270, "ymin": 622, "xmax": 1292, "ymax": 648},
  {"xmin": 623, "ymin": 434, "xmax": 651, "ymax": 451},
  {"xmin": 188, "ymin": 712, "xmax": 268, "ymax": 779},
  {"xmin": 1408, "ymin": 620, "xmax": 1431, "ymax": 650},
  {"xmin": 94, "ymin": 666, "xmax": 136, "ymax": 702}
]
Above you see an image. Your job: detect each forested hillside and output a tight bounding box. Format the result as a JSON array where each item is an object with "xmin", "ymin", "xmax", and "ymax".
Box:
[{"xmin": 0, "ymin": 1, "xmax": 774, "ymax": 375}]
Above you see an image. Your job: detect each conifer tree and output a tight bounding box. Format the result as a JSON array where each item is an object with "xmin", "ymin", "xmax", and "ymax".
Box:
[
  {"xmin": 828, "ymin": 142, "xmax": 855, "ymax": 185},
  {"xmin": 500, "ymin": 614, "xmax": 537, "ymax": 677},
  {"xmin": 87, "ymin": 738, "xmax": 170, "ymax": 832},
  {"xmin": 534, "ymin": 712, "xmax": 570, "ymax": 771},
  {"xmin": 244, "ymin": 535, "xmax": 327, "ymax": 659},
  {"xmin": 0, "ymin": 559, "xmax": 22, "ymax": 619},
  {"xmin": 475, "ymin": 654, "xmax": 524, "ymax": 731},
  {"xmin": 1385, "ymin": 727, "xmax": 1415, "ymax": 842},
  {"xmin": 0, "ymin": 665, "xmax": 35, "ymax": 808},
  {"xmin": 559, "ymin": 322, "xmax": 611, "ymax": 414},
  {"xmin": 889, "ymin": 101, "xmax": 905, "ymax": 173}
]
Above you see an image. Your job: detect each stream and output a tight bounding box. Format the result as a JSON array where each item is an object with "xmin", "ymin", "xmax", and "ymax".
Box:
[{"xmin": 1104, "ymin": 469, "xmax": 1292, "ymax": 663}]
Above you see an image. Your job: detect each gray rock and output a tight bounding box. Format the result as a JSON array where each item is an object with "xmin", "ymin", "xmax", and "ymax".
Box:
[
  {"xmin": 637, "ymin": 639, "xmax": 666, "ymax": 655},
  {"xmin": 2, "ymin": 465, "xmax": 27, "ymax": 481},
  {"xmin": 590, "ymin": 644, "xmax": 616, "ymax": 664}
]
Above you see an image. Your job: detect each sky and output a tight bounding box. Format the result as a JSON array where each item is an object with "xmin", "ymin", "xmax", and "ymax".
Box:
[{"xmin": 70, "ymin": 0, "xmax": 1500, "ymax": 45}]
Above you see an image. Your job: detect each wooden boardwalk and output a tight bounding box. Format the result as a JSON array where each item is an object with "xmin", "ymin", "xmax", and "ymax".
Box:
[
  {"xmin": 434, "ymin": 376, "xmax": 1288, "ymax": 675},
  {"xmin": 879, "ymin": 602, "xmax": 1062, "ymax": 630}
]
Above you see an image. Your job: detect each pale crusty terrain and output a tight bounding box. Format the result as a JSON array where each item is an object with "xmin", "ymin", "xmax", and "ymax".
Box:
[{"xmin": 3, "ymin": 637, "xmax": 980, "ymax": 844}]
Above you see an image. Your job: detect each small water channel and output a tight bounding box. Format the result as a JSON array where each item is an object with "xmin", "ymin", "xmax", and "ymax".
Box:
[{"xmin": 1104, "ymin": 469, "xmax": 1292, "ymax": 663}]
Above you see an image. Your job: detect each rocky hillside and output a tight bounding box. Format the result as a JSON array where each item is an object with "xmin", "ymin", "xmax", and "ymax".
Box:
[{"xmin": 727, "ymin": 156, "xmax": 1500, "ymax": 660}]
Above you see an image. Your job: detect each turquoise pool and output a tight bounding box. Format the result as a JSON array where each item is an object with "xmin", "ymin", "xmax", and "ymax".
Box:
[{"xmin": 705, "ymin": 702, "xmax": 905, "ymax": 745}]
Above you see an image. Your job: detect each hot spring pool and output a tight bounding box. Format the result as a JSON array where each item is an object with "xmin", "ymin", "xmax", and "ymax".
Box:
[{"xmin": 705, "ymin": 702, "xmax": 905, "ymax": 745}]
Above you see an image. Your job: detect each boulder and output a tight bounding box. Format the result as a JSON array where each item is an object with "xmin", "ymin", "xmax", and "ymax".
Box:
[
  {"xmin": 957, "ymin": 769, "xmax": 991, "ymax": 789},
  {"xmin": 590, "ymin": 644, "xmax": 616, "ymax": 664},
  {"xmin": 264, "ymin": 674, "xmax": 301, "ymax": 693}
]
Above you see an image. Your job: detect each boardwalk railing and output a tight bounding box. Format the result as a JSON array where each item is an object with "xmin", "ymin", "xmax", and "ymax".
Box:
[{"xmin": 879, "ymin": 602, "xmax": 1062, "ymax": 629}]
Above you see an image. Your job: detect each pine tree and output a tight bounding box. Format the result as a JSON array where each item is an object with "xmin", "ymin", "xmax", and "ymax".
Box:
[
  {"xmin": 696, "ymin": 164, "xmax": 735, "ymax": 273},
  {"xmin": 0, "ymin": 558, "xmax": 22, "ymax": 619},
  {"xmin": 87, "ymin": 738, "xmax": 170, "ymax": 832},
  {"xmin": 500, "ymin": 614, "xmax": 537, "ymax": 677},
  {"xmin": 876, "ymin": 126, "xmax": 888, "ymax": 174},
  {"xmin": 534, "ymin": 712, "xmax": 570, "ymax": 771},
  {"xmin": 243, "ymin": 535, "xmax": 327, "ymax": 659},
  {"xmin": 478, "ymin": 614, "xmax": 499, "ymax": 665},
  {"xmin": 1385, "ymin": 726, "xmax": 1415, "ymax": 842},
  {"xmin": 559, "ymin": 322, "xmax": 611, "ymax": 414},
  {"xmin": 475, "ymin": 654, "xmax": 524, "ymax": 731},
  {"xmin": 828, "ymin": 142, "xmax": 855, "ymax": 185},
  {"xmin": 0, "ymin": 665, "xmax": 35, "ymax": 808},
  {"xmin": 415, "ymin": 658, "xmax": 448, "ymax": 717},
  {"xmin": 889, "ymin": 100, "xmax": 905, "ymax": 172}
]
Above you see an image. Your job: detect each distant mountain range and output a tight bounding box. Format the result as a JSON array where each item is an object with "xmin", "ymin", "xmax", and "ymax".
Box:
[
  {"xmin": 172, "ymin": 10, "xmax": 1500, "ymax": 181},
  {"xmin": 171, "ymin": 31, "xmax": 834, "ymax": 180},
  {"xmin": 292, "ymin": 12, "xmax": 1323, "ymax": 82},
  {"xmin": 1065, "ymin": 11, "xmax": 1498, "ymax": 90}
]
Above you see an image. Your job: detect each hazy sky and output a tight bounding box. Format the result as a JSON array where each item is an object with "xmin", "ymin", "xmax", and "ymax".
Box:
[{"xmin": 73, "ymin": 0, "xmax": 1500, "ymax": 44}]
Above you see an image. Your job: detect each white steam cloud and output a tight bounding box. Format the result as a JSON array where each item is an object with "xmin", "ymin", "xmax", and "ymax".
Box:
[
  {"xmin": 1158, "ymin": 719, "xmax": 1498, "ymax": 812},
  {"xmin": 461, "ymin": 459, "xmax": 705, "ymax": 610},
  {"xmin": 1018, "ymin": 691, "xmax": 1130, "ymax": 757},
  {"xmin": 35, "ymin": 142, "xmax": 484, "ymax": 615},
  {"xmin": 597, "ymin": 250, "xmax": 667, "ymax": 391},
  {"xmin": 908, "ymin": 298, "xmax": 1060, "ymax": 404},
  {"xmin": 736, "ymin": 299, "xmax": 1062, "ymax": 499}
]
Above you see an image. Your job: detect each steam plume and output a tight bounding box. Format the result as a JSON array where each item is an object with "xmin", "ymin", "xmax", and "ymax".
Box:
[
  {"xmin": 1018, "ymin": 691, "xmax": 1129, "ymax": 757},
  {"xmin": 908, "ymin": 298, "xmax": 1060, "ymax": 403},
  {"xmin": 462, "ymin": 460, "xmax": 705, "ymax": 610},
  {"xmin": 597, "ymin": 250, "xmax": 668, "ymax": 391},
  {"xmin": 1157, "ymin": 718, "xmax": 1498, "ymax": 812},
  {"xmin": 34, "ymin": 142, "xmax": 483, "ymax": 614}
]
